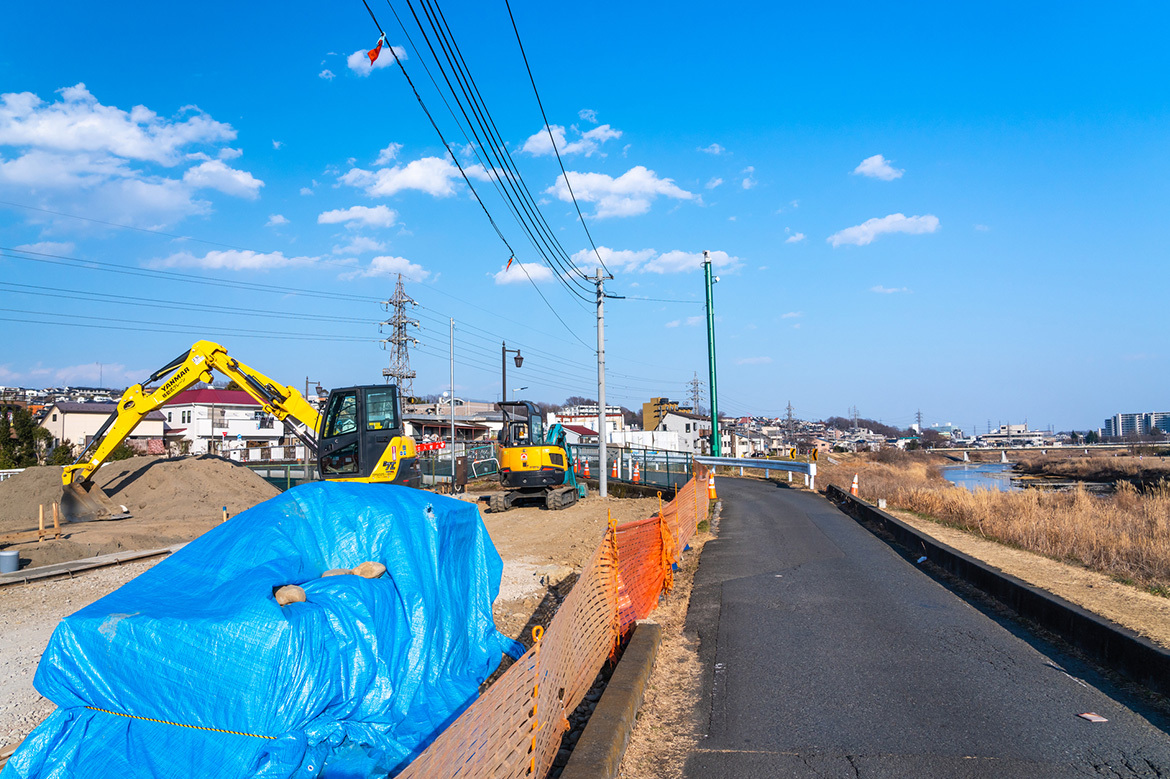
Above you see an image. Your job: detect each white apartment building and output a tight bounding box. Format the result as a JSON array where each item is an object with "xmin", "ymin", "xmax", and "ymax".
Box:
[{"xmin": 549, "ymin": 404, "xmax": 626, "ymax": 435}]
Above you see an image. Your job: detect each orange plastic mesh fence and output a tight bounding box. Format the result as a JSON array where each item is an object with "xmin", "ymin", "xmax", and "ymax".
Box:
[
  {"xmin": 396, "ymin": 467, "xmax": 710, "ymax": 778},
  {"xmin": 614, "ymin": 515, "xmax": 664, "ymax": 629}
]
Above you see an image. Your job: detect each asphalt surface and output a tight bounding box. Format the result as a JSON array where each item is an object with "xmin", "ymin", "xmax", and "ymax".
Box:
[{"xmin": 684, "ymin": 477, "xmax": 1170, "ymax": 778}]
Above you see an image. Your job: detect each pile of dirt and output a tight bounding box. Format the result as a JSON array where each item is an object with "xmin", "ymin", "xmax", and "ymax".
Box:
[{"xmin": 0, "ymin": 456, "xmax": 279, "ymax": 533}]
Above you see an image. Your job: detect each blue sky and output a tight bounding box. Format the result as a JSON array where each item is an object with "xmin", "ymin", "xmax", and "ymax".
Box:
[{"xmin": 2, "ymin": 2, "xmax": 1168, "ymax": 433}]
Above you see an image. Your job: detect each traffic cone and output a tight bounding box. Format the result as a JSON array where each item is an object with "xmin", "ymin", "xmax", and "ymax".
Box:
[
  {"xmin": 612, "ymin": 458, "xmax": 619, "ymax": 479},
  {"xmin": 633, "ymin": 460, "xmax": 641, "ymax": 484},
  {"xmin": 850, "ymin": 474, "xmax": 859, "ymax": 496},
  {"xmin": 707, "ymin": 472, "xmax": 717, "ymax": 500},
  {"xmin": 584, "ymin": 459, "xmax": 590, "ymax": 479}
]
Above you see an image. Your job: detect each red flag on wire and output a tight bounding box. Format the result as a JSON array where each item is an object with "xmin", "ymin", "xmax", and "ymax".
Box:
[
  {"xmin": 368, "ymin": 36, "xmax": 385, "ymax": 65},
  {"xmin": 505, "ymin": 256, "xmax": 514, "ymax": 271}
]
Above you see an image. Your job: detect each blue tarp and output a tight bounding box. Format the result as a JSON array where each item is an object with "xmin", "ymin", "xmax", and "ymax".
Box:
[{"xmin": 5, "ymin": 482, "xmax": 522, "ymax": 778}]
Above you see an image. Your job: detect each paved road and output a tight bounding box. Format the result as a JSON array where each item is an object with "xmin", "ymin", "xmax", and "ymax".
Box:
[{"xmin": 684, "ymin": 477, "xmax": 1170, "ymax": 778}]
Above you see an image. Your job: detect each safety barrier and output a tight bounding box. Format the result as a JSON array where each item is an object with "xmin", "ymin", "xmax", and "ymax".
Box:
[{"xmin": 396, "ymin": 463, "xmax": 712, "ymax": 778}]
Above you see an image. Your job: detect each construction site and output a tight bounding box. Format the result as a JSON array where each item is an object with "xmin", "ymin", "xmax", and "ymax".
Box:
[{"xmin": 0, "ymin": 341, "xmax": 716, "ymax": 776}]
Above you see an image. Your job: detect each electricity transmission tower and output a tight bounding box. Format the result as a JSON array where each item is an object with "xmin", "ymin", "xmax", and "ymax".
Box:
[
  {"xmin": 687, "ymin": 372, "xmax": 705, "ymax": 412},
  {"xmin": 849, "ymin": 405, "xmax": 859, "ymax": 431},
  {"xmin": 379, "ymin": 274, "xmax": 420, "ymax": 398},
  {"xmin": 916, "ymin": 409, "xmax": 924, "ymax": 432},
  {"xmin": 785, "ymin": 401, "xmax": 795, "ymax": 444}
]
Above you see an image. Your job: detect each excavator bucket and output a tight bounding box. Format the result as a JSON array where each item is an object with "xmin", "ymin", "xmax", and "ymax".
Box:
[{"xmin": 61, "ymin": 482, "xmax": 131, "ymax": 523}]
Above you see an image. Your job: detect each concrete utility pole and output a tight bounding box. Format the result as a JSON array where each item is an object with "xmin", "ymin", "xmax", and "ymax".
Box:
[
  {"xmin": 703, "ymin": 251, "xmax": 722, "ymax": 457},
  {"xmin": 450, "ymin": 318, "xmax": 456, "ymax": 488},
  {"xmin": 590, "ymin": 267, "xmax": 612, "ymax": 497}
]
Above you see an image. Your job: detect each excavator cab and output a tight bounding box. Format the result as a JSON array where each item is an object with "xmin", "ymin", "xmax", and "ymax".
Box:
[
  {"xmin": 318, "ymin": 385, "xmax": 420, "ymax": 488},
  {"xmin": 490, "ymin": 400, "xmax": 582, "ymax": 513}
]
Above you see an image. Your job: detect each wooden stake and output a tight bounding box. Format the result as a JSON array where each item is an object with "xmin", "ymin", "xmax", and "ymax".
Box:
[
  {"xmin": 53, "ymin": 502, "xmax": 61, "ymax": 539},
  {"xmin": 221, "ymin": 506, "xmax": 228, "ymax": 523},
  {"xmin": 38, "ymin": 505, "xmax": 45, "ymax": 542}
]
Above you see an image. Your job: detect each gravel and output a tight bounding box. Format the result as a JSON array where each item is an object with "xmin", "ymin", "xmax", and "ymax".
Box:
[{"xmin": 0, "ymin": 559, "xmax": 159, "ymax": 746}]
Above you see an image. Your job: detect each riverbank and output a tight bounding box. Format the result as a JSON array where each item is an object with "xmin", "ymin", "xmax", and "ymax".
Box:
[
  {"xmin": 1014, "ymin": 452, "xmax": 1170, "ymax": 487},
  {"xmin": 818, "ymin": 453, "xmax": 1170, "ymax": 597}
]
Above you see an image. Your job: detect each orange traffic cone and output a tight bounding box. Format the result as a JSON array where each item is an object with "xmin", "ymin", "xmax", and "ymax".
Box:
[
  {"xmin": 707, "ymin": 472, "xmax": 717, "ymax": 500},
  {"xmin": 612, "ymin": 458, "xmax": 619, "ymax": 479},
  {"xmin": 633, "ymin": 460, "xmax": 640, "ymax": 484},
  {"xmin": 584, "ymin": 459, "xmax": 591, "ymax": 479},
  {"xmin": 850, "ymin": 474, "xmax": 859, "ymax": 496}
]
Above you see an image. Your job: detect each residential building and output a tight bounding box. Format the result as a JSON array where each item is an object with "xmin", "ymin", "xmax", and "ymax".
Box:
[
  {"xmin": 165, "ymin": 389, "xmax": 287, "ymax": 456},
  {"xmin": 657, "ymin": 410, "xmax": 732, "ymax": 455},
  {"xmin": 1103, "ymin": 411, "xmax": 1170, "ymax": 438},
  {"xmin": 642, "ymin": 397, "xmax": 680, "ymax": 431},
  {"xmin": 550, "ymin": 404, "xmax": 625, "ymax": 435},
  {"xmin": 39, "ymin": 402, "xmax": 167, "ymax": 456}
]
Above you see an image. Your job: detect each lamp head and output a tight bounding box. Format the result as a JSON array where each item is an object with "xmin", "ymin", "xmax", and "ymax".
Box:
[{"xmin": 514, "ymin": 352, "xmax": 524, "ymax": 368}]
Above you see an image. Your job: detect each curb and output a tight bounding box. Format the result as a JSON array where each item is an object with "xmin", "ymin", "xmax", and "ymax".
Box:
[
  {"xmin": 0, "ymin": 544, "xmax": 185, "ymax": 587},
  {"xmin": 560, "ymin": 621, "xmax": 662, "ymax": 779},
  {"xmin": 826, "ymin": 485, "xmax": 1170, "ymax": 698}
]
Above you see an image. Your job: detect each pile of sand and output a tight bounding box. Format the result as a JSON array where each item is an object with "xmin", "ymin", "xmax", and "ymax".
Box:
[{"xmin": 0, "ymin": 456, "xmax": 279, "ymax": 533}]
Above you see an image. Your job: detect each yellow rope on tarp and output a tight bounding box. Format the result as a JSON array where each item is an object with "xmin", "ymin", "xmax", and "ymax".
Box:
[{"xmin": 84, "ymin": 706, "xmax": 276, "ymax": 740}]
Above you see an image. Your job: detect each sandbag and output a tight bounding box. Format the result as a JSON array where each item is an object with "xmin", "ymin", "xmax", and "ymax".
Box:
[{"xmin": 5, "ymin": 482, "xmax": 521, "ymax": 778}]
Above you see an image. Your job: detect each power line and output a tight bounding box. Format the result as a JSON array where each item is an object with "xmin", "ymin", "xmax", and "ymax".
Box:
[
  {"xmin": 503, "ymin": 0, "xmax": 612, "ymax": 279},
  {"xmin": 360, "ymin": 0, "xmax": 592, "ymax": 349}
]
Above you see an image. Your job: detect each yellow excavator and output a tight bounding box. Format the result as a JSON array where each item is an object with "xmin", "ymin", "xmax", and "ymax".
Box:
[
  {"xmin": 61, "ymin": 340, "xmax": 419, "ymax": 522},
  {"xmin": 489, "ymin": 400, "xmax": 585, "ymax": 512}
]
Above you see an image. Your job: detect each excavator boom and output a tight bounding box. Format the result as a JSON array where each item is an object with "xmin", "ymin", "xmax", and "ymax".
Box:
[{"xmin": 61, "ymin": 340, "xmax": 323, "ymax": 522}]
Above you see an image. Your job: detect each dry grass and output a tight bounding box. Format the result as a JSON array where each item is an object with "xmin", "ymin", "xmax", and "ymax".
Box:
[
  {"xmin": 820, "ymin": 454, "xmax": 1170, "ymax": 596},
  {"xmin": 1015, "ymin": 452, "xmax": 1170, "ymax": 482}
]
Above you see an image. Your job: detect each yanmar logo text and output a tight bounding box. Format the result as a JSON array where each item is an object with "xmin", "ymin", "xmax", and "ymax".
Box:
[{"xmin": 161, "ymin": 365, "xmax": 191, "ymax": 396}]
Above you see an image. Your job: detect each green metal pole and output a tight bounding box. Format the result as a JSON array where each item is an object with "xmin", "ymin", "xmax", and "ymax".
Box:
[{"xmin": 703, "ymin": 251, "xmax": 722, "ymax": 456}]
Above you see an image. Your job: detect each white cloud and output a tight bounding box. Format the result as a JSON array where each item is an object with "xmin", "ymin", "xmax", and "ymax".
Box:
[
  {"xmin": 374, "ymin": 142, "xmax": 402, "ymax": 166},
  {"xmin": 341, "ymin": 254, "xmax": 429, "ymax": 281},
  {"xmin": 871, "ymin": 285, "xmax": 911, "ymax": 294},
  {"xmin": 0, "ymin": 85, "xmax": 256, "ymax": 226},
  {"xmin": 685, "ymin": 315, "xmax": 703, "ymax": 326},
  {"xmin": 14, "ymin": 240, "xmax": 75, "ymax": 255},
  {"xmin": 182, "ymin": 159, "xmax": 263, "ymax": 199},
  {"xmin": 974, "ymin": 223, "xmax": 990, "ymax": 232},
  {"xmin": 781, "ymin": 311, "xmax": 802, "ymax": 319},
  {"xmin": 341, "ymin": 156, "xmax": 487, "ymax": 198},
  {"xmin": 828, "ymin": 213, "xmax": 939, "ymax": 247},
  {"xmin": 573, "ymin": 246, "xmax": 741, "ymax": 274},
  {"xmin": 785, "ymin": 232, "xmax": 806, "ymax": 244},
  {"xmin": 547, "ymin": 166, "xmax": 695, "ymax": 218},
  {"xmin": 346, "ymin": 45, "xmax": 408, "ymax": 76},
  {"xmin": 317, "ymin": 204, "xmax": 398, "ymax": 229},
  {"xmin": 332, "ymin": 236, "xmax": 386, "ymax": 255},
  {"xmin": 665, "ymin": 320, "xmax": 680, "ymax": 328},
  {"xmin": 521, "ymin": 123, "xmax": 622, "ymax": 157},
  {"xmin": 4, "ymin": 361, "xmax": 142, "ymax": 386},
  {"xmin": 578, "ymin": 108, "xmax": 598, "ymax": 123},
  {"xmin": 852, "ymin": 154, "xmax": 903, "ymax": 181},
  {"xmin": 736, "ymin": 356, "xmax": 772, "ymax": 365},
  {"xmin": 493, "ymin": 261, "xmax": 553, "ymax": 285},
  {"xmin": 272, "ymin": 140, "xmax": 283, "ymax": 150},
  {"xmin": 698, "ymin": 143, "xmax": 726, "ymax": 155},
  {"xmin": 705, "ymin": 176, "xmax": 723, "ymax": 189},
  {"xmin": 741, "ymin": 166, "xmax": 756, "ymax": 189},
  {"xmin": 265, "ymin": 214, "xmax": 288, "ymax": 227},
  {"xmin": 150, "ymin": 249, "xmax": 317, "ymax": 271},
  {"xmin": 0, "ymin": 84, "xmax": 235, "ymax": 165},
  {"xmin": 299, "ymin": 186, "xmax": 314, "ymax": 196},
  {"xmin": 318, "ymin": 69, "xmax": 335, "ymax": 81}
]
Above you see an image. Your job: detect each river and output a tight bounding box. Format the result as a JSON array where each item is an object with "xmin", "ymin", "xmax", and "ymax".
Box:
[{"xmin": 941, "ymin": 462, "xmax": 1020, "ymax": 492}]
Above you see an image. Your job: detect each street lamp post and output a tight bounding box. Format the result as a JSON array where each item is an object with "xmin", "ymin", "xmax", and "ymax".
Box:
[{"xmin": 501, "ymin": 342, "xmax": 523, "ymax": 402}]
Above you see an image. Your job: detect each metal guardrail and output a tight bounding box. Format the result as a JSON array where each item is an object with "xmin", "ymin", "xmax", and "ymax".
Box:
[
  {"xmin": 695, "ymin": 456, "xmax": 817, "ymax": 490},
  {"xmin": 569, "ymin": 443, "xmax": 694, "ymax": 491},
  {"xmin": 0, "ymin": 469, "xmax": 25, "ymax": 482}
]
